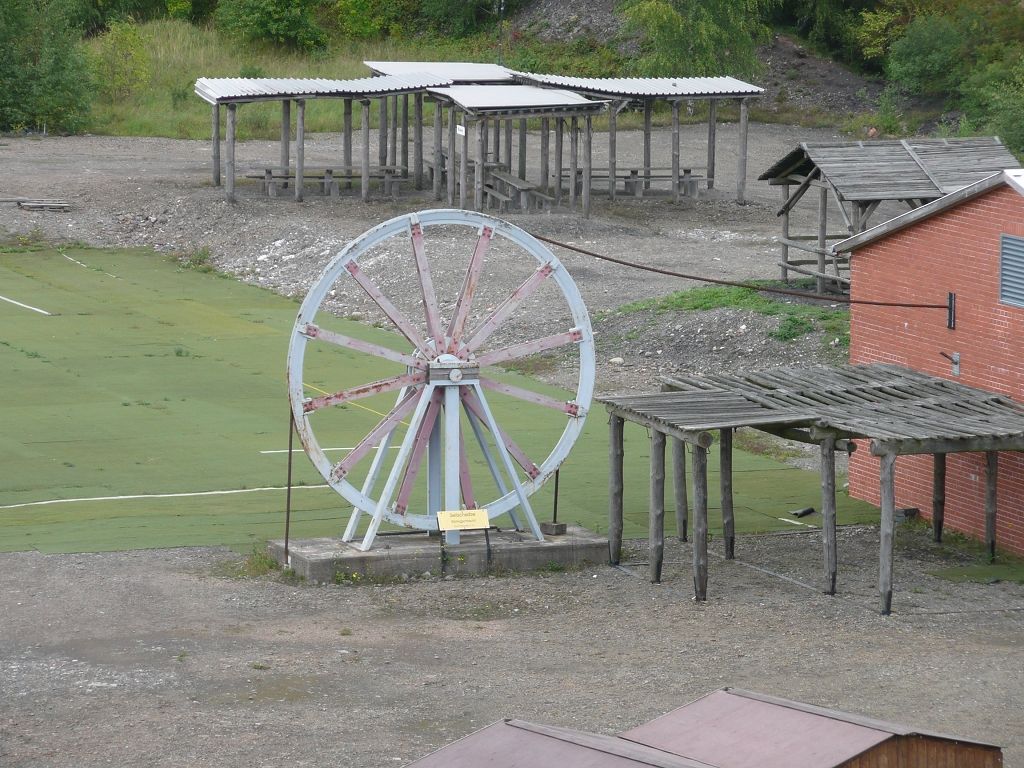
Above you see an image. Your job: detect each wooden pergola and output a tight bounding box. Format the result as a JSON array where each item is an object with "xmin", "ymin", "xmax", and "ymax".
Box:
[
  {"xmin": 194, "ymin": 73, "xmax": 452, "ymax": 202},
  {"xmin": 759, "ymin": 137, "xmax": 1019, "ymax": 292},
  {"xmin": 601, "ymin": 364, "xmax": 1024, "ymax": 614},
  {"xmin": 514, "ymin": 73, "xmax": 763, "ymax": 203}
]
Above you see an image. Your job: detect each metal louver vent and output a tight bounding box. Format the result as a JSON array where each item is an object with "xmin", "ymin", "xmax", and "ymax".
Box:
[{"xmin": 1001, "ymin": 234, "xmax": 1024, "ymax": 307}]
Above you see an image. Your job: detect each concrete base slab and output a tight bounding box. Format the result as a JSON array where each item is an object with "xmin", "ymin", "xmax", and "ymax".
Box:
[{"xmin": 268, "ymin": 526, "xmax": 608, "ymax": 583}]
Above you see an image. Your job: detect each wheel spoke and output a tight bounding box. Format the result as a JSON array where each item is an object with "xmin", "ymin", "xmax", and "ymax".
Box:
[
  {"xmin": 344, "ymin": 260, "xmax": 430, "ymax": 355},
  {"xmin": 447, "ymin": 224, "xmax": 494, "ymax": 348},
  {"xmin": 479, "ymin": 375, "xmax": 583, "ymax": 417},
  {"xmin": 463, "ymin": 263, "xmax": 554, "ymax": 353},
  {"xmin": 460, "ymin": 387, "xmax": 540, "ymax": 479},
  {"xmin": 301, "ymin": 323, "xmax": 426, "ymax": 370},
  {"xmin": 475, "ymin": 328, "xmax": 583, "ymax": 368},
  {"xmin": 303, "ymin": 372, "xmax": 425, "ymax": 414},
  {"xmin": 394, "ymin": 390, "xmax": 443, "ymax": 514},
  {"xmin": 409, "ymin": 217, "xmax": 445, "ymax": 348},
  {"xmin": 458, "ymin": 421, "xmax": 477, "ymax": 509},
  {"xmin": 331, "ymin": 387, "xmax": 422, "ymax": 482}
]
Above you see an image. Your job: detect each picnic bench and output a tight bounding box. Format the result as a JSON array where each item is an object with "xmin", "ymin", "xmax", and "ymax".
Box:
[
  {"xmin": 489, "ymin": 170, "xmax": 536, "ymax": 211},
  {"xmin": 246, "ymin": 165, "xmax": 404, "ymax": 197},
  {"xmin": 560, "ymin": 166, "xmax": 704, "ymax": 198}
]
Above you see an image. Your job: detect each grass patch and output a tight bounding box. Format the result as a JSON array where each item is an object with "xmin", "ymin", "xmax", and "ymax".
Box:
[
  {"xmin": 929, "ymin": 563, "xmax": 1024, "ymax": 584},
  {"xmin": 618, "ymin": 283, "xmax": 850, "ymax": 347}
]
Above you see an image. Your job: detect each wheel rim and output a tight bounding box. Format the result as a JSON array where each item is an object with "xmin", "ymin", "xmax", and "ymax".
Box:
[{"xmin": 287, "ymin": 209, "xmax": 595, "ymax": 549}]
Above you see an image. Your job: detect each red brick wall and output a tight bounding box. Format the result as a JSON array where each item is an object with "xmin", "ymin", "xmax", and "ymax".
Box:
[{"xmin": 848, "ymin": 184, "xmax": 1024, "ymax": 555}]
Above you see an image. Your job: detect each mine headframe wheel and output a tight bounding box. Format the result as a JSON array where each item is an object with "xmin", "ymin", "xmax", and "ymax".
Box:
[{"xmin": 287, "ymin": 209, "xmax": 595, "ymax": 551}]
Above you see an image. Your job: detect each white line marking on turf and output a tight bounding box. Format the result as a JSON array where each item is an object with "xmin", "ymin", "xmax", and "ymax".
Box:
[
  {"xmin": 777, "ymin": 516, "xmax": 816, "ymax": 528},
  {"xmin": 0, "ymin": 485, "xmax": 331, "ymax": 510},
  {"xmin": 0, "ymin": 294, "xmax": 53, "ymax": 315},
  {"xmin": 62, "ymin": 252, "xmax": 118, "ymax": 278}
]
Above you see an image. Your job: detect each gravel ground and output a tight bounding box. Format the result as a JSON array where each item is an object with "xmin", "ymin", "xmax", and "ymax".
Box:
[{"xmin": 2, "ymin": 125, "xmax": 1020, "ymax": 766}]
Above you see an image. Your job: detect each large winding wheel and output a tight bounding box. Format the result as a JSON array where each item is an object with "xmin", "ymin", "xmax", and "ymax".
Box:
[{"xmin": 287, "ymin": 210, "xmax": 595, "ymax": 551}]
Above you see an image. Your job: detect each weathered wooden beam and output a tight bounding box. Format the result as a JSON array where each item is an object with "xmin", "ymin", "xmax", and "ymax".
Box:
[
  {"xmin": 720, "ymin": 427, "xmax": 735, "ymax": 560},
  {"xmin": 446, "ymin": 106, "xmax": 456, "ymax": 206},
  {"xmin": 775, "ymin": 261, "xmax": 852, "ymax": 285},
  {"xmin": 583, "ymin": 115, "xmax": 592, "ymax": 219},
  {"xmin": 400, "ymin": 94, "xmax": 409, "ymax": 178},
  {"xmin": 932, "ymin": 453, "xmax": 946, "ymax": 543},
  {"xmin": 871, "ymin": 436, "xmax": 1024, "ymax": 456},
  {"xmin": 432, "ymin": 102, "xmax": 443, "ymax": 200},
  {"xmin": 671, "ymin": 101, "xmax": 680, "ymax": 203},
  {"xmin": 986, "ymin": 451, "xmax": 998, "ymax": 560},
  {"xmin": 539, "ymin": 118, "xmax": 550, "ymax": 194},
  {"xmin": 779, "ymin": 183, "xmax": 789, "ymax": 281},
  {"xmin": 821, "ymin": 435, "xmax": 837, "ymax": 595},
  {"xmin": 211, "ymin": 103, "xmax": 221, "ymax": 187},
  {"xmin": 280, "ymin": 99, "xmax": 290, "ymax": 185},
  {"xmin": 459, "ymin": 112, "xmax": 468, "ymax": 210},
  {"xmin": 569, "ymin": 116, "xmax": 579, "ymax": 209},
  {"xmin": 378, "ymin": 96, "xmax": 388, "ymax": 168},
  {"xmin": 554, "ymin": 118, "xmax": 564, "ymax": 207},
  {"xmin": 737, "ymin": 98, "xmax": 749, "ymax": 203},
  {"xmin": 343, "ymin": 98, "xmax": 353, "ymax": 191},
  {"xmin": 609, "ymin": 415, "xmax": 625, "ymax": 565},
  {"xmin": 817, "ymin": 185, "xmax": 828, "ymax": 294},
  {"xmin": 474, "ymin": 118, "xmax": 484, "ymax": 211},
  {"xmin": 775, "ymin": 167, "xmax": 820, "ymax": 217},
  {"xmin": 225, "ymin": 103, "xmax": 236, "ymax": 203},
  {"xmin": 672, "ymin": 438, "xmax": 688, "ymax": 543},
  {"xmin": 643, "ymin": 100, "xmax": 652, "ymax": 191},
  {"xmin": 413, "ymin": 93, "xmax": 423, "ymax": 189},
  {"xmin": 388, "ymin": 94, "xmax": 398, "ymax": 171},
  {"xmin": 361, "ymin": 100, "xmax": 371, "ymax": 201},
  {"xmin": 295, "ymin": 99, "xmax": 305, "ymax": 202},
  {"xmin": 879, "ymin": 452, "xmax": 896, "ymax": 615},
  {"xmin": 603, "ymin": 406, "xmax": 714, "ymax": 448},
  {"xmin": 518, "ymin": 118, "xmax": 527, "ymax": 180},
  {"xmin": 706, "ymin": 100, "xmax": 716, "ymax": 190},
  {"xmin": 650, "ymin": 430, "xmax": 666, "ymax": 583},
  {"xmin": 692, "ymin": 444, "xmax": 709, "ymax": 601},
  {"xmin": 608, "ymin": 108, "xmax": 617, "ymax": 201}
]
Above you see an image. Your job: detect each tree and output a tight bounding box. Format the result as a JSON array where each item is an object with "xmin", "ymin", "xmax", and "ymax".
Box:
[
  {"xmin": 620, "ymin": 0, "xmax": 779, "ymax": 78},
  {"xmin": 216, "ymin": 0, "xmax": 327, "ymax": 51}
]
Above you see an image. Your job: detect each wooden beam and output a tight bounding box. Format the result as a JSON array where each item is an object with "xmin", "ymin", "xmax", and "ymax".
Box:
[
  {"xmin": 932, "ymin": 453, "xmax": 946, "ymax": 543},
  {"xmin": 474, "ymin": 118, "xmax": 484, "ymax": 211},
  {"xmin": 413, "ymin": 93, "xmax": 423, "ymax": 189},
  {"xmin": 378, "ymin": 97, "xmax": 388, "ymax": 168},
  {"xmin": 720, "ymin": 427, "xmax": 735, "ymax": 559},
  {"xmin": 446, "ymin": 106, "xmax": 456, "ymax": 206},
  {"xmin": 459, "ymin": 112, "xmax": 468, "ymax": 210},
  {"xmin": 986, "ymin": 451, "xmax": 998, "ymax": 560},
  {"xmin": 604, "ymin": 406, "xmax": 714, "ymax": 448},
  {"xmin": 343, "ymin": 98, "xmax": 353, "ymax": 191},
  {"xmin": 672, "ymin": 438, "xmax": 688, "ymax": 542},
  {"xmin": 554, "ymin": 118, "xmax": 563, "ymax": 207},
  {"xmin": 280, "ymin": 99, "xmax": 290, "ymax": 185},
  {"xmin": 671, "ymin": 101, "xmax": 680, "ymax": 203},
  {"xmin": 539, "ymin": 117, "xmax": 550, "ymax": 194},
  {"xmin": 225, "ymin": 103, "xmax": 236, "ymax": 203},
  {"xmin": 775, "ymin": 261, "xmax": 851, "ymax": 285},
  {"xmin": 879, "ymin": 452, "xmax": 896, "ymax": 615},
  {"xmin": 706, "ymin": 100, "xmax": 716, "ymax": 190},
  {"xmin": 211, "ymin": 103, "xmax": 221, "ymax": 187},
  {"xmin": 780, "ymin": 183, "xmax": 790, "ymax": 281},
  {"xmin": 692, "ymin": 444, "xmax": 709, "ymax": 601},
  {"xmin": 503, "ymin": 118, "xmax": 512, "ymax": 169},
  {"xmin": 583, "ymin": 115, "xmax": 592, "ymax": 218},
  {"xmin": 608, "ymin": 107, "xmax": 617, "ymax": 201},
  {"xmin": 821, "ymin": 435, "xmax": 837, "ymax": 595},
  {"xmin": 518, "ymin": 118, "xmax": 527, "ymax": 180},
  {"xmin": 643, "ymin": 100, "xmax": 652, "ymax": 191},
  {"xmin": 650, "ymin": 430, "xmax": 666, "ymax": 583},
  {"xmin": 388, "ymin": 94, "xmax": 398, "ymax": 170},
  {"xmin": 817, "ymin": 185, "xmax": 828, "ymax": 294},
  {"xmin": 737, "ymin": 98, "xmax": 749, "ymax": 203},
  {"xmin": 609, "ymin": 415, "xmax": 624, "ymax": 565},
  {"xmin": 295, "ymin": 99, "xmax": 305, "ymax": 202},
  {"xmin": 871, "ymin": 435, "xmax": 1024, "ymax": 456},
  {"xmin": 361, "ymin": 99, "xmax": 371, "ymax": 202},
  {"xmin": 433, "ymin": 102, "xmax": 443, "ymax": 201},
  {"xmin": 569, "ymin": 116, "xmax": 579, "ymax": 210},
  {"xmin": 775, "ymin": 167, "xmax": 820, "ymax": 217},
  {"xmin": 400, "ymin": 94, "xmax": 409, "ymax": 178}
]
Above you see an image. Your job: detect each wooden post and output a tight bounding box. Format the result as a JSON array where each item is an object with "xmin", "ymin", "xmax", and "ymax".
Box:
[
  {"xmin": 609, "ymin": 415, "xmax": 625, "ymax": 565},
  {"xmin": 672, "ymin": 438, "xmax": 688, "ymax": 542},
  {"xmin": 583, "ymin": 115, "xmax": 592, "ymax": 219},
  {"xmin": 343, "ymin": 98, "xmax": 353, "ymax": 191},
  {"xmin": 736, "ymin": 98, "xmax": 750, "ymax": 203},
  {"xmin": 817, "ymin": 185, "xmax": 828, "ymax": 294},
  {"xmin": 879, "ymin": 452, "xmax": 896, "ymax": 615},
  {"xmin": 540, "ymin": 118, "xmax": 550, "ymax": 194},
  {"xmin": 671, "ymin": 101, "xmax": 680, "ymax": 202},
  {"xmin": 361, "ymin": 100, "xmax": 371, "ymax": 202},
  {"xmin": 459, "ymin": 112, "xmax": 468, "ymax": 210},
  {"xmin": 492, "ymin": 117, "xmax": 500, "ymax": 162},
  {"xmin": 780, "ymin": 183, "xmax": 791, "ymax": 281},
  {"xmin": 932, "ymin": 453, "xmax": 946, "ymax": 543},
  {"xmin": 821, "ymin": 436, "xmax": 837, "ymax": 595},
  {"xmin": 569, "ymin": 117, "xmax": 579, "ymax": 210},
  {"xmin": 554, "ymin": 118, "xmax": 564, "ymax": 207},
  {"xmin": 642, "ymin": 100, "xmax": 652, "ymax": 192},
  {"xmin": 413, "ymin": 93, "xmax": 423, "ymax": 189},
  {"xmin": 400, "ymin": 93, "xmax": 409, "ymax": 178},
  {"xmin": 986, "ymin": 451, "xmax": 998, "ymax": 560},
  {"xmin": 518, "ymin": 118, "xmax": 527, "ymax": 180},
  {"xmin": 608, "ymin": 106, "xmax": 617, "ymax": 201},
  {"xmin": 503, "ymin": 118, "xmax": 512, "ymax": 169},
  {"xmin": 447, "ymin": 106, "xmax": 457, "ymax": 206},
  {"xmin": 692, "ymin": 443, "xmax": 709, "ymax": 601},
  {"xmin": 211, "ymin": 103, "xmax": 221, "ymax": 186},
  {"xmin": 433, "ymin": 102, "xmax": 443, "ymax": 200},
  {"xmin": 225, "ymin": 103, "xmax": 236, "ymax": 203},
  {"xmin": 474, "ymin": 118, "xmax": 485, "ymax": 211},
  {"xmin": 650, "ymin": 430, "xmax": 666, "ymax": 583},
  {"xmin": 280, "ymin": 99, "xmax": 290, "ymax": 186},
  {"xmin": 388, "ymin": 94, "xmax": 398, "ymax": 171},
  {"xmin": 706, "ymin": 100, "xmax": 717, "ymax": 190},
  {"xmin": 720, "ymin": 427, "xmax": 734, "ymax": 559},
  {"xmin": 295, "ymin": 99, "xmax": 305, "ymax": 203},
  {"xmin": 378, "ymin": 96, "xmax": 388, "ymax": 168}
]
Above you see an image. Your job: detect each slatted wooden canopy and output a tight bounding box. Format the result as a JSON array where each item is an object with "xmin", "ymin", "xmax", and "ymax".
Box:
[{"xmin": 600, "ymin": 364, "xmax": 1024, "ymax": 613}]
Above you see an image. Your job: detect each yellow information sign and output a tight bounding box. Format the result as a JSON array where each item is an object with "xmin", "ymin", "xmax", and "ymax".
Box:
[{"xmin": 437, "ymin": 508, "xmax": 489, "ymax": 531}]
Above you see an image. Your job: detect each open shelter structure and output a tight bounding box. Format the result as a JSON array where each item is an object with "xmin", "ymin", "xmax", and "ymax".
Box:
[
  {"xmin": 601, "ymin": 363, "xmax": 1024, "ymax": 614},
  {"xmin": 759, "ymin": 137, "xmax": 1019, "ymax": 292}
]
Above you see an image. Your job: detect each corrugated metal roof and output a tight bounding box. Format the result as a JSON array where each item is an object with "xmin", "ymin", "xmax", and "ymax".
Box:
[
  {"xmin": 193, "ymin": 73, "xmax": 451, "ymax": 104},
  {"xmin": 427, "ymin": 85, "xmax": 607, "ymax": 115},
  {"xmin": 834, "ymin": 169, "xmax": 1024, "ymax": 253},
  {"xmin": 512, "ymin": 72, "xmax": 763, "ymax": 98},
  {"xmin": 365, "ymin": 61, "xmax": 514, "ymax": 83},
  {"xmin": 759, "ymin": 137, "xmax": 1019, "ymax": 202}
]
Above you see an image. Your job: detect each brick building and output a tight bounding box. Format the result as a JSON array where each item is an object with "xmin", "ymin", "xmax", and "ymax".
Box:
[{"xmin": 835, "ymin": 169, "xmax": 1024, "ymax": 555}]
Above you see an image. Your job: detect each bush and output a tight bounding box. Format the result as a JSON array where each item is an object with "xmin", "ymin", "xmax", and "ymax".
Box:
[
  {"xmin": 216, "ymin": 0, "xmax": 328, "ymax": 51},
  {"xmin": 90, "ymin": 19, "xmax": 152, "ymax": 102},
  {"xmin": 335, "ymin": 0, "xmax": 418, "ymax": 39},
  {"xmin": 886, "ymin": 14, "xmax": 965, "ymax": 97},
  {"xmin": 0, "ymin": 0, "xmax": 93, "ymax": 133}
]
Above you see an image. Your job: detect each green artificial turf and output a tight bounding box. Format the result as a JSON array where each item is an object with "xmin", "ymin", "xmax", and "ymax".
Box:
[{"xmin": 0, "ymin": 245, "xmax": 878, "ymax": 553}]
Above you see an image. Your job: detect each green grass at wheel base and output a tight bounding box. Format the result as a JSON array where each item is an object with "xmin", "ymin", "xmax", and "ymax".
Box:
[{"xmin": 0, "ymin": 245, "xmax": 877, "ymax": 554}]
